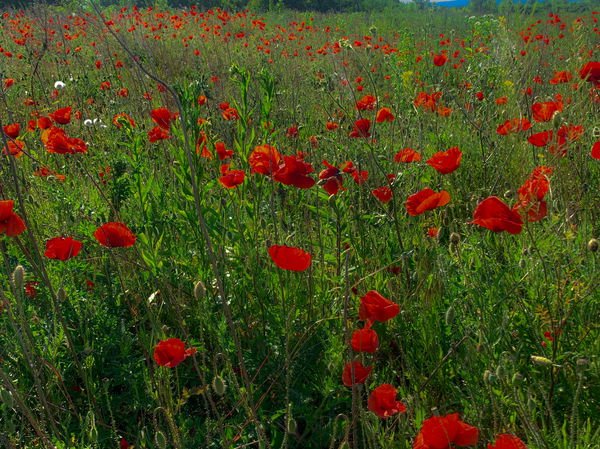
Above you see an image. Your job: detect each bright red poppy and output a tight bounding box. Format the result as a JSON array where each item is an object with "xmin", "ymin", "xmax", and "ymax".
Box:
[
  {"xmin": 148, "ymin": 126, "xmax": 170, "ymax": 142},
  {"xmin": 49, "ymin": 107, "xmax": 72, "ymax": 125},
  {"xmin": 528, "ymin": 131, "xmax": 553, "ymax": 147},
  {"xmin": 273, "ymin": 156, "xmax": 315, "ymax": 189},
  {"xmin": 268, "ymin": 245, "xmax": 311, "ymax": 271},
  {"xmin": 42, "ymin": 127, "xmax": 87, "ymax": 154},
  {"xmin": 341, "ymin": 360, "xmax": 372, "ymax": 387},
  {"xmin": 351, "ymin": 326, "xmax": 379, "ymax": 353},
  {"xmin": 355, "ymin": 94, "xmax": 376, "ymax": 111},
  {"xmin": 579, "ymin": 61, "xmax": 600, "ymax": 86},
  {"xmin": 249, "ymin": 144, "xmax": 282, "ymax": 175},
  {"xmin": 406, "ymin": 189, "xmax": 450, "ymax": 216},
  {"xmin": 395, "ymin": 148, "xmax": 422, "ymax": 163},
  {"xmin": 151, "ymin": 107, "xmax": 172, "ymax": 130},
  {"xmin": 0, "ymin": 200, "xmax": 26, "ymax": 237},
  {"xmin": 154, "ymin": 338, "xmax": 196, "ymax": 368},
  {"xmin": 349, "ymin": 118, "xmax": 371, "ymax": 138},
  {"xmin": 359, "ymin": 290, "xmax": 399, "ymax": 323},
  {"xmin": 532, "ymin": 101, "xmax": 562, "ymax": 122},
  {"xmin": 367, "ymin": 384, "xmax": 407, "ymax": 418},
  {"xmin": 3, "ymin": 123, "xmax": 20, "ymax": 138},
  {"xmin": 471, "ymin": 197, "xmax": 523, "ymax": 234},
  {"xmin": 591, "ymin": 141, "xmax": 600, "ymax": 160},
  {"xmin": 426, "ymin": 147, "xmax": 462, "ymax": 175},
  {"xmin": 414, "ymin": 413, "xmax": 478, "ymax": 449},
  {"xmin": 219, "ymin": 164, "xmax": 245, "ymax": 189},
  {"xmin": 487, "ymin": 434, "xmax": 528, "ymax": 449},
  {"xmin": 496, "ymin": 118, "xmax": 531, "ymax": 135},
  {"xmin": 375, "ymin": 107, "xmax": 395, "ymax": 123},
  {"xmin": 549, "ymin": 71, "xmax": 572, "ymax": 85},
  {"xmin": 3, "ymin": 140, "xmax": 24, "ymax": 158},
  {"xmin": 215, "ymin": 142, "xmax": 234, "ymax": 160},
  {"xmin": 113, "ymin": 113, "xmax": 136, "ymax": 129},
  {"xmin": 44, "ymin": 237, "xmax": 82, "ymax": 260},
  {"xmin": 372, "ymin": 186, "xmax": 392, "ymax": 203},
  {"xmin": 433, "ymin": 53, "xmax": 448, "ymax": 66},
  {"xmin": 319, "ymin": 160, "xmax": 344, "ymax": 195},
  {"xmin": 93, "ymin": 222, "xmax": 136, "ymax": 248}
]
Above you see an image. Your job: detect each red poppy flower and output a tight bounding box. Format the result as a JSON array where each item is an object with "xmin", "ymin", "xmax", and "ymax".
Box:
[
  {"xmin": 591, "ymin": 141, "xmax": 600, "ymax": 160},
  {"xmin": 42, "ymin": 127, "xmax": 87, "ymax": 154},
  {"xmin": 342, "ymin": 360, "xmax": 372, "ymax": 387},
  {"xmin": 326, "ymin": 121, "xmax": 339, "ymax": 131},
  {"xmin": 355, "ymin": 94, "xmax": 376, "ymax": 111},
  {"xmin": 120, "ymin": 438, "xmax": 132, "ymax": 449},
  {"xmin": 3, "ymin": 140, "xmax": 24, "ymax": 158},
  {"xmin": 406, "ymin": 189, "xmax": 450, "ymax": 216},
  {"xmin": 426, "ymin": 147, "xmax": 462, "ymax": 175},
  {"xmin": 367, "ymin": 384, "xmax": 407, "ymax": 418},
  {"xmin": 222, "ymin": 107, "xmax": 240, "ymax": 120},
  {"xmin": 414, "ymin": 92, "xmax": 441, "ymax": 113},
  {"xmin": 215, "ymin": 142, "xmax": 234, "ymax": 160},
  {"xmin": 219, "ymin": 164, "xmax": 245, "ymax": 189},
  {"xmin": 113, "ymin": 113, "xmax": 136, "ymax": 129},
  {"xmin": 532, "ymin": 101, "xmax": 562, "ymax": 122},
  {"xmin": 433, "ymin": 53, "xmax": 448, "ymax": 66},
  {"xmin": 148, "ymin": 126, "xmax": 170, "ymax": 142},
  {"xmin": 153, "ymin": 338, "xmax": 196, "ymax": 368},
  {"xmin": 496, "ymin": 118, "xmax": 531, "ymax": 135},
  {"xmin": 249, "ymin": 144, "xmax": 282, "ymax": 175},
  {"xmin": 0, "ymin": 200, "xmax": 26, "ymax": 237},
  {"xmin": 359, "ymin": 290, "xmax": 399, "ymax": 323},
  {"xmin": 93, "ymin": 222, "xmax": 136, "ymax": 248},
  {"xmin": 395, "ymin": 148, "xmax": 422, "ymax": 163},
  {"xmin": 25, "ymin": 281, "xmax": 38, "ymax": 299},
  {"xmin": 197, "ymin": 95, "xmax": 207, "ymax": 106},
  {"xmin": 528, "ymin": 131, "xmax": 553, "ymax": 147},
  {"xmin": 375, "ymin": 107, "xmax": 395, "ymax": 123},
  {"xmin": 579, "ymin": 61, "xmax": 600, "ymax": 86},
  {"xmin": 495, "ymin": 97, "xmax": 508, "ymax": 105},
  {"xmin": 3, "ymin": 123, "xmax": 20, "ymax": 138},
  {"xmin": 286, "ymin": 126, "xmax": 299, "ymax": 138},
  {"xmin": 49, "ymin": 107, "xmax": 72, "ymax": 125},
  {"xmin": 37, "ymin": 116, "xmax": 52, "ymax": 129},
  {"xmin": 268, "ymin": 245, "xmax": 311, "ymax": 271},
  {"xmin": 471, "ymin": 197, "xmax": 523, "ymax": 234},
  {"xmin": 351, "ymin": 326, "xmax": 379, "ymax": 353},
  {"xmin": 44, "ymin": 237, "xmax": 82, "ymax": 260},
  {"xmin": 319, "ymin": 160, "xmax": 345, "ymax": 195},
  {"xmin": 487, "ymin": 434, "xmax": 527, "ymax": 449},
  {"xmin": 349, "ymin": 118, "xmax": 371, "ymax": 138},
  {"xmin": 415, "ymin": 413, "xmax": 478, "ymax": 449},
  {"xmin": 427, "ymin": 228, "xmax": 439, "ymax": 238},
  {"xmin": 274, "ymin": 156, "xmax": 315, "ymax": 189},
  {"xmin": 151, "ymin": 107, "xmax": 172, "ymax": 130},
  {"xmin": 372, "ymin": 186, "xmax": 392, "ymax": 203},
  {"xmin": 549, "ymin": 71, "xmax": 572, "ymax": 85}
]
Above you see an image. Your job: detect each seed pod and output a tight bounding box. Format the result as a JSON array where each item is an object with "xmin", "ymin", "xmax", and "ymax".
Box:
[
  {"xmin": 531, "ymin": 355, "xmax": 553, "ymax": 367},
  {"xmin": 511, "ymin": 373, "xmax": 524, "ymax": 385},
  {"xmin": 12, "ymin": 265, "xmax": 25, "ymax": 292},
  {"xmin": 519, "ymin": 258, "xmax": 526, "ymax": 269},
  {"xmin": 155, "ymin": 430, "xmax": 167, "ymax": 449},
  {"xmin": 445, "ymin": 306, "xmax": 455, "ymax": 325},
  {"xmin": 212, "ymin": 375, "xmax": 226, "ymax": 396},
  {"xmin": 449, "ymin": 232, "xmax": 460, "ymax": 245},
  {"xmin": 194, "ymin": 281, "xmax": 206, "ymax": 301},
  {"xmin": 495, "ymin": 364, "xmax": 505, "ymax": 378},
  {"xmin": 286, "ymin": 417, "xmax": 298, "ymax": 435},
  {"xmin": 57, "ymin": 287, "xmax": 67, "ymax": 303},
  {"xmin": 483, "ymin": 369, "xmax": 491, "ymax": 383},
  {"xmin": 588, "ymin": 238, "xmax": 598, "ymax": 252}
]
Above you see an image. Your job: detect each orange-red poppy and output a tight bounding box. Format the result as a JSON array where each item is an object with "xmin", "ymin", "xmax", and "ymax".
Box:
[
  {"xmin": 471, "ymin": 197, "xmax": 522, "ymax": 234},
  {"xmin": 367, "ymin": 384, "xmax": 406, "ymax": 418}
]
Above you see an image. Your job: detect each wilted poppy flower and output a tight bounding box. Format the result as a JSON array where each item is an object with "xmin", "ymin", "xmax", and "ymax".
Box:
[
  {"xmin": 268, "ymin": 245, "xmax": 311, "ymax": 271},
  {"xmin": 342, "ymin": 360, "xmax": 372, "ymax": 387},
  {"xmin": 591, "ymin": 141, "xmax": 600, "ymax": 160},
  {"xmin": 359, "ymin": 290, "xmax": 399, "ymax": 323},
  {"xmin": 367, "ymin": 384, "xmax": 407, "ymax": 418},
  {"xmin": 471, "ymin": 197, "xmax": 522, "ymax": 234},
  {"xmin": 351, "ymin": 326, "xmax": 379, "ymax": 353},
  {"xmin": 375, "ymin": 107, "xmax": 395, "ymax": 123},
  {"xmin": 372, "ymin": 186, "xmax": 392, "ymax": 203},
  {"xmin": 3, "ymin": 123, "xmax": 20, "ymax": 138},
  {"xmin": 349, "ymin": 118, "xmax": 371, "ymax": 138},
  {"xmin": 151, "ymin": 108, "xmax": 172, "ymax": 130},
  {"xmin": 154, "ymin": 338, "xmax": 196, "ymax": 368},
  {"xmin": 487, "ymin": 434, "xmax": 528, "ymax": 449},
  {"xmin": 532, "ymin": 101, "xmax": 562, "ymax": 122},
  {"xmin": 406, "ymin": 189, "xmax": 450, "ymax": 216},
  {"xmin": 579, "ymin": 61, "xmax": 600, "ymax": 86},
  {"xmin": 414, "ymin": 413, "xmax": 478, "ymax": 449},
  {"xmin": 414, "ymin": 92, "xmax": 442, "ymax": 113},
  {"xmin": 94, "ymin": 222, "xmax": 136, "ymax": 248},
  {"xmin": 113, "ymin": 113, "xmax": 135, "ymax": 129},
  {"xmin": 0, "ymin": 200, "xmax": 26, "ymax": 237},
  {"xmin": 249, "ymin": 144, "xmax": 282, "ymax": 175},
  {"xmin": 49, "ymin": 107, "xmax": 72, "ymax": 125},
  {"xmin": 44, "ymin": 237, "xmax": 82, "ymax": 260},
  {"xmin": 426, "ymin": 147, "xmax": 462, "ymax": 174},
  {"xmin": 219, "ymin": 164, "xmax": 245, "ymax": 189},
  {"xmin": 148, "ymin": 126, "xmax": 170, "ymax": 142},
  {"xmin": 274, "ymin": 156, "xmax": 315, "ymax": 189},
  {"xmin": 395, "ymin": 148, "xmax": 421, "ymax": 163}
]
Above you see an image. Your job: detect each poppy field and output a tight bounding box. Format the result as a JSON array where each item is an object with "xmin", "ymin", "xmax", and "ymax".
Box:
[{"xmin": 0, "ymin": 2, "xmax": 599, "ymax": 448}]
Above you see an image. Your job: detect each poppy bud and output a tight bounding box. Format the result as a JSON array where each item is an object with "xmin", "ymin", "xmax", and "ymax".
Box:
[
  {"xmin": 88, "ymin": 426, "xmax": 98, "ymax": 443},
  {"xmin": 57, "ymin": 287, "xmax": 67, "ymax": 303},
  {"xmin": 212, "ymin": 375, "xmax": 226, "ymax": 396},
  {"xmin": 449, "ymin": 232, "xmax": 460, "ymax": 245},
  {"xmin": 588, "ymin": 238, "xmax": 598, "ymax": 252},
  {"xmin": 531, "ymin": 355, "xmax": 553, "ymax": 367},
  {"xmin": 511, "ymin": 373, "xmax": 524, "ymax": 385},
  {"xmin": 155, "ymin": 430, "xmax": 167, "ymax": 449},
  {"xmin": 503, "ymin": 189, "xmax": 513, "ymax": 199},
  {"xmin": 495, "ymin": 364, "xmax": 505, "ymax": 378},
  {"xmin": 12, "ymin": 265, "xmax": 25, "ymax": 292},
  {"xmin": 519, "ymin": 259, "xmax": 526, "ymax": 269},
  {"xmin": 483, "ymin": 369, "xmax": 491, "ymax": 383},
  {"xmin": 0, "ymin": 389, "xmax": 13, "ymax": 409},
  {"xmin": 286, "ymin": 417, "xmax": 298, "ymax": 435},
  {"xmin": 445, "ymin": 306, "xmax": 455, "ymax": 325},
  {"xmin": 194, "ymin": 280, "xmax": 206, "ymax": 301},
  {"xmin": 527, "ymin": 396, "xmax": 536, "ymax": 411}
]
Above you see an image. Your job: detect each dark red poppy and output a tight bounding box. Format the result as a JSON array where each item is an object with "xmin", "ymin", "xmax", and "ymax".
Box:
[
  {"xmin": 249, "ymin": 144, "xmax": 282, "ymax": 175},
  {"xmin": 426, "ymin": 147, "xmax": 462, "ymax": 175},
  {"xmin": 351, "ymin": 326, "xmax": 379, "ymax": 353},
  {"xmin": 471, "ymin": 197, "xmax": 523, "ymax": 234},
  {"xmin": 93, "ymin": 222, "xmax": 136, "ymax": 248},
  {"xmin": 273, "ymin": 156, "xmax": 315, "ymax": 189},
  {"xmin": 154, "ymin": 338, "xmax": 196, "ymax": 368},
  {"xmin": 219, "ymin": 165, "xmax": 245, "ymax": 189},
  {"xmin": 319, "ymin": 160, "xmax": 344, "ymax": 195},
  {"xmin": 367, "ymin": 384, "xmax": 407, "ymax": 418},
  {"xmin": 3, "ymin": 123, "xmax": 20, "ymax": 138},
  {"xmin": 25, "ymin": 281, "xmax": 39, "ymax": 299},
  {"xmin": 414, "ymin": 413, "xmax": 478, "ymax": 449},
  {"xmin": 49, "ymin": 107, "xmax": 72, "ymax": 125},
  {"xmin": 395, "ymin": 148, "xmax": 421, "ymax": 163},
  {"xmin": 349, "ymin": 118, "xmax": 371, "ymax": 138},
  {"xmin": 44, "ymin": 237, "xmax": 82, "ymax": 260},
  {"xmin": 148, "ymin": 126, "xmax": 170, "ymax": 142},
  {"xmin": 120, "ymin": 438, "xmax": 132, "ymax": 449},
  {"xmin": 433, "ymin": 53, "xmax": 448, "ymax": 66},
  {"xmin": 372, "ymin": 186, "xmax": 392, "ymax": 203},
  {"xmin": 579, "ymin": 61, "xmax": 600, "ymax": 86},
  {"xmin": 359, "ymin": 290, "xmax": 399, "ymax": 323},
  {"xmin": 487, "ymin": 434, "xmax": 527, "ymax": 449},
  {"xmin": 528, "ymin": 131, "xmax": 553, "ymax": 147},
  {"xmin": 0, "ymin": 200, "xmax": 26, "ymax": 237},
  {"xmin": 375, "ymin": 107, "xmax": 395, "ymax": 123},
  {"xmin": 268, "ymin": 245, "xmax": 311, "ymax": 271},
  {"xmin": 591, "ymin": 141, "xmax": 600, "ymax": 160},
  {"xmin": 151, "ymin": 107, "xmax": 172, "ymax": 130},
  {"xmin": 342, "ymin": 360, "xmax": 372, "ymax": 387},
  {"xmin": 532, "ymin": 101, "xmax": 562, "ymax": 122},
  {"xmin": 406, "ymin": 189, "xmax": 450, "ymax": 216},
  {"xmin": 286, "ymin": 126, "xmax": 299, "ymax": 138}
]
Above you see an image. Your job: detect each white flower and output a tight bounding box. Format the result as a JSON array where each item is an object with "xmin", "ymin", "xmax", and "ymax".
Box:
[
  {"xmin": 83, "ymin": 119, "xmax": 93, "ymax": 126},
  {"xmin": 54, "ymin": 81, "xmax": 66, "ymax": 90}
]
